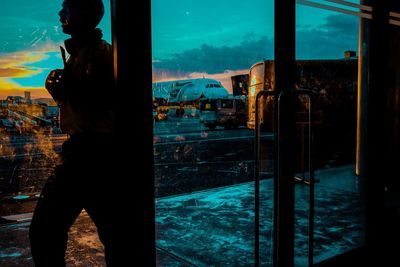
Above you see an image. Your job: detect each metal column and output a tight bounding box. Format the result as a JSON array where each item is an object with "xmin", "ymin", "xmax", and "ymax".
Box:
[{"xmin": 273, "ymin": 0, "xmax": 296, "ymax": 266}]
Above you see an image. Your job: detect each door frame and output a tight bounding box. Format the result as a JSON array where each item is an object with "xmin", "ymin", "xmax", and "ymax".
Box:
[
  {"xmin": 110, "ymin": 0, "xmax": 391, "ymax": 265},
  {"xmin": 111, "ymin": 0, "xmax": 156, "ymax": 266},
  {"xmin": 272, "ymin": 0, "xmax": 387, "ymax": 266}
]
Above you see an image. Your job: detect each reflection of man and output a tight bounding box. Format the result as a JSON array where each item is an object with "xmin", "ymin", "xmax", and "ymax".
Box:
[{"xmin": 29, "ymin": 0, "xmax": 123, "ymax": 265}]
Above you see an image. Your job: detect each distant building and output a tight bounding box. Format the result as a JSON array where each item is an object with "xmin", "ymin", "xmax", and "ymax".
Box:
[
  {"xmin": 24, "ymin": 91, "xmax": 31, "ymax": 101},
  {"xmin": 0, "ymin": 100, "xmax": 7, "ymax": 108},
  {"xmin": 24, "ymin": 91, "xmax": 32, "ymax": 105},
  {"xmin": 6, "ymin": 96, "xmax": 25, "ymax": 105},
  {"xmin": 32, "ymin": 98, "xmax": 57, "ymax": 106},
  {"xmin": 344, "ymin": 50, "xmax": 357, "ymax": 59}
]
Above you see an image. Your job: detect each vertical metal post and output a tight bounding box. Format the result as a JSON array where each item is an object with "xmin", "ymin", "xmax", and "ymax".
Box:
[
  {"xmin": 369, "ymin": 1, "xmax": 400, "ymax": 264},
  {"xmin": 111, "ymin": 0, "xmax": 156, "ymax": 265},
  {"xmin": 274, "ymin": 0, "xmax": 296, "ymax": 266},
  {"xmin": 360, "ymin": 0, "xmax": 389, "ymax": 264}
]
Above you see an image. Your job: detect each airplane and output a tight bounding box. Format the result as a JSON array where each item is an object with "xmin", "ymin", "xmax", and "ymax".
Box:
[{"xmin": 152, "ymin": 78, "xmax": 230, "ymax": 106}]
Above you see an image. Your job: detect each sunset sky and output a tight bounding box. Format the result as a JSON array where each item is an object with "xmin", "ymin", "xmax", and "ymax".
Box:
[
  {"xmin": 0, "ymin": 0, "xmax": 111, "ymax": 99},
  {"xmin": 0, "ymin": 0, "xmax": 359, "ymax": 98}
]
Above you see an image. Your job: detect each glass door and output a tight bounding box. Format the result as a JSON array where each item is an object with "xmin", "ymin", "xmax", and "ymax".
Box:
[
  {"xmin": 294, "ymin": 0, "xmax": 366, "ymax": 265},
  {"xmin": 152, "ymin": 0, "xmax": 372, "ymax": 266},
  {"xmin": 151, "ymin": 0, "xmax": 276, "ymax": 266}
]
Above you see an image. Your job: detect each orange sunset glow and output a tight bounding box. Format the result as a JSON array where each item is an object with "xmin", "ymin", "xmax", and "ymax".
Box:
[{"xmin": 0, "ymin": 50, "xmax": 59, "ymax": 100}]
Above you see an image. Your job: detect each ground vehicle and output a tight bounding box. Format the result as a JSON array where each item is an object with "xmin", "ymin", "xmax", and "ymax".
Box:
[
  {"xmin": 199, "ymin": 96, "xmax": 248, "ymax": 130},
  {"xmin": 247, "ymin": 57, "xmax": 358, "ymax": 170},
  {"xmin": 231, "ymin": 74, "xmax": 249, "ymax": 96},
  {"xmin": 247, "ymin": 58, "xmax": 358, "ymax": 130}
]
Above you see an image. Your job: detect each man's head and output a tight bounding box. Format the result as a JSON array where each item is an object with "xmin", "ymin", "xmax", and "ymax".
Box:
[{"xmin": 59, "ymin": 0, "xmax": 104, "ymax": 35}]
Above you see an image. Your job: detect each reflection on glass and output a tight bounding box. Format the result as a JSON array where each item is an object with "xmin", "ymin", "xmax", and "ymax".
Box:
[
  {"xmin": 0, "ymin": 0, "xmax": 112, "ymax": 202},
  {"xmin": 295, "ymin": 1, "xmax": 365, "ymax": 265},
  {"xmin": 0, "ymin": 1, "xmax": 67, "ymax": 216},
  {"xmin": 0, "ymin": 1, "xmax": 112, "ymax": 265}
]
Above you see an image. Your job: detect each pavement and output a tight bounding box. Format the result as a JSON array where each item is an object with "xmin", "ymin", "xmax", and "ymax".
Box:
[{"xmin": 0, "ymin": 211, "xmax": 105, "ymax": 267}]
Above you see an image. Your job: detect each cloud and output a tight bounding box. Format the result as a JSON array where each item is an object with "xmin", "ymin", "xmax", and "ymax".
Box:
[
  {"xmin": 0, "ymin": 51, "xmax": 48, "ymax": 78},
  {"xmin": 0, "ymin": 50, "xmax": 54, "ymax": 99},
  {"xmin": 153, "ymin": 36, "xmax": 273, "ymax": 75},
  {"xmin": 0, "ymin": 67, "xmax": 39, "ymax": 78},
  {"xmin": 0, "ymin": 51, "xmax": 48, "ymax": 69},
  {"xmin": 153, "ymin": 14, "xmax": 359, "ymax": 75},
  {"xmin": 323, "ymin": 14, "xmax": 359, "ymax": 34},
  {"xmin": 296, "ymin": 14, "xmax": 359, "ymax": 59}
]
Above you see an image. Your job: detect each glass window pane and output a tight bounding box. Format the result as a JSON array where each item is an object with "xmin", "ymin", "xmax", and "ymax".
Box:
[
  {"xmin": 295, "ymin": 1, "xmax": 365, "ymax": 265},
  {"xmin": 0, "ymin": 1, "xmax": 112, "ymax": 266},
  {"xmin": 152, "ymin": 0, "xmax": 274, "ymax": 265}
]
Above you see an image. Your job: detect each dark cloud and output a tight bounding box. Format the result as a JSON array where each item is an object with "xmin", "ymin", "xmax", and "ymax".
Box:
[
  {"xmin": 154, "ymin": 14, "xmax": 359, "ymax": 74},
  {"xmin": 323, "ymin": 14, "xmax": 359, "ymax": 34},
  {"xmin": 153, "ymin": 36, "xmax": 274, "ymax": 75},
  {"xmin": 297, "ymin": 14, "xmax": 359, "ymax": 59}
]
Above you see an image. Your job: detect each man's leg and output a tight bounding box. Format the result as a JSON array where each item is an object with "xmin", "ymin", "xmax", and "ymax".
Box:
[
  {"xmin": 29, "ymin": 166, "xmax": 82, "ymax": 267},
  {"xmin": 85, "ymin": 201, "xmax": 128, "ymax": 267},
  {"xmin": 83, "ymin": 151, "xmax": 132, "ymax": 266}
]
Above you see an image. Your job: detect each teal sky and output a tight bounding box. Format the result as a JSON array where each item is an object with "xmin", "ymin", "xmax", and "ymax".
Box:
[
  {"xmin": 0, "ymin": 0, "xmax": 111, "ymax": 98},
  {"xmin": 152, "ymin": 0, "xmax": 360, "ymax": 78},
  {"xmin": 0, "ymin": 0, "xmax": 112, "ymax": 53},
  {"xmin": 0, "ymin": 0, "xmax": 360, "ymax": 97},
  {"xmin": 151, "ymin": 0, "xmax": 274, "ymax": 59}
]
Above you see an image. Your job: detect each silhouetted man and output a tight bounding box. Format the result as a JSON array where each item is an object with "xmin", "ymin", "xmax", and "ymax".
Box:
[{"xmin": 29, "ymin": 0, "xmax": 125, "ymax": 266}]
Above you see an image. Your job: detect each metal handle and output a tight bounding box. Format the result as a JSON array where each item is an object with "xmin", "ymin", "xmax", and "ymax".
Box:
[
  {"xmin": 255, "ymin": 89, "xmax": 315, "ymax": 267},
  {"xmin": 299, "ymin": 90, "xmax": 315, "ymax": 267},
  {"xmin": 254, "ymin": 90, "xmax": 277, "ymax": 267},
  {"xmin": 279, "ymin": 89, "xmax": 315, "ymax": 267},
  {"xmin": 301, "ymin": 90, "xmax": 315, "ymax": 267}
]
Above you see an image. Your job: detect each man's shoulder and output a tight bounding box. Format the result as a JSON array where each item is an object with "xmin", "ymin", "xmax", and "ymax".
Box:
[
  {"xmin": 90, "ymin": 40, "xmax": 112, "ymax": 65},
  {"xmin": 94, "ymin": 40, "xmax": 112, "ymax": 54}
]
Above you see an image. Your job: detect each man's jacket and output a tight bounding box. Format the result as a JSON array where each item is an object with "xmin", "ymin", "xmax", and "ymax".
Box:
[{"xmin": 48, "ymin": 28, "xmax": 115, "ymax": 136}]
